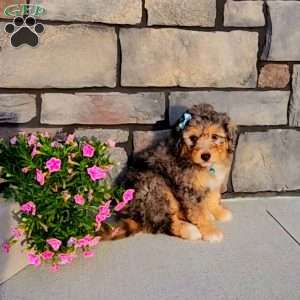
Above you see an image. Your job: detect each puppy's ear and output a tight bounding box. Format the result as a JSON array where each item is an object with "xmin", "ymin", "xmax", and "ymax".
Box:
[
  {"xmin": 224, "ymin": 121, "xmax": 237, "ymax": 153},
  {"xmin": 172, "ymin": 127, "xmax": 184, "ymax": 156}
]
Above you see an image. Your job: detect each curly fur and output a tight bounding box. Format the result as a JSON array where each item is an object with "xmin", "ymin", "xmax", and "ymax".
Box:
[{"xmin": 117, "ymin": 104, "xmax": 237, "ymax": 241}]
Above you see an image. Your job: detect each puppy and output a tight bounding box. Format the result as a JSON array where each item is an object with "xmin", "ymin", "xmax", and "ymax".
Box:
[{"xmin": 115, "ymin": 104, "xmax": 237, "ymax": 242}]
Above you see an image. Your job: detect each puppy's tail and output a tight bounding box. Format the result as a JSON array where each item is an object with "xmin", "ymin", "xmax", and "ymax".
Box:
[{"xmin": 102, "ymin": 219, "xmax": 142, "ymax": 240}]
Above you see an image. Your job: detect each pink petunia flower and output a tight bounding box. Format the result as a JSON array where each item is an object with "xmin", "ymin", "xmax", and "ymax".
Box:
[
  {"xmin": 10, "ymin": 136, "xmax": 17, "ymax": 145},
  {"xmin": 77, "ymin": 235, "xmax": 93, "ymax": 248},
  {"xmin": 82, "ymin": 144, "xmax": 95, "ymax": 158},
  {"xmin": 28, "ymin": 134, "xmax": 38, "ymax": 146},
  {"xmin": 87, "ymin": 166, "xmax": 107, "ymax": 182},
  {"xmin": 65, "ymin": 134, "xmax": 75, "ymax": 145},
  {"xmin": 50, "ymin": 263, "xmax": 60, "ymax": 272},
  {"xmin": 31, "ymin": 145, "xmax": 38, "ymax": 158},
  {"xmin": 74, "ymin": 194, "xmax": 85, "ymax": 206},
  {"xmin": 83, "ymin": 250, "xmax": 94, "ymax": 258},
  {"xmin": 114, "ymin": 201, "xmax": 126, "ymax": 212},
  {"xmin": 41, "ymin": 250, "xmax": 54, "ymax": 260},
  {"xmin": 96, "ymin": 201, "xmax": 111, "ymax": 223},
  {"xmin": 11, "ymin": 227, "xmax": 22, "ymax": 240},
  {"xmin": 123, "ymin": 189, "xmax": 135, "ymax": 204},
  {"xmin": 47, "ymin": 238, "xmax": 62, "ymax": 251},
  {"xmin": 43, "ymin": 131, "xmax": 50, "ymax": 138},
  {"xmin": 35, "ymin": 169, "xmax": 45, "ymax": 186},
  {"xmin": 27, "ymin": 253, "xmax": 41, "ymax": 266},
  {"xmin": 67, "ymin": 237, "xmax": 77, "ymax": 247},
  {"xmin": 77, "ymin": 239, "xmax": 86, "ymax": 248},
  {"xmin": 106, "ymin": 139, "xmax": 116, "ymax": 148},
  {"xmin": 20, "ymin": 201, "xmax": 36, "ymax": 215},
  {"xmin": 58, "ymin": 253, "xmax": 75, "ymax": 265},
  {"xmin": 89, "ymin": 237, "xmax": 100, "ymax": 247},
  {"xmin": 1, "ymin": 242, "xmax": 10, "ymax": 254},
  {"xmin": 46, "ymin": 157, "xmax": 61, "ymax": 173}
]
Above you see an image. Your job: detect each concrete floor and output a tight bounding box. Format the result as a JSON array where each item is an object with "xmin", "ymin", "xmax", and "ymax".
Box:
[{"xmin": 0, "ymin": 197, "xmax": 299, "ymax": 300}]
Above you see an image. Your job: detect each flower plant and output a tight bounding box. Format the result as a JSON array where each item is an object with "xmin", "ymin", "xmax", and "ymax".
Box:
[{"xmin": 0, "ymin": 132, "xmax": 134, "ymax": 271}]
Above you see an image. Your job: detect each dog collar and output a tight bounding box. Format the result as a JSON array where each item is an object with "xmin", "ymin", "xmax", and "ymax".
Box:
[{"xmin": 208, "ymin": 164, "xmax": 216, "ymax": 176}]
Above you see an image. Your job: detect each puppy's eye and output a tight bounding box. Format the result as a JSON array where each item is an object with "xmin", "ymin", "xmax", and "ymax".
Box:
[
  {"xmin": 190, "ymin": 135, "xmax": 198, "ymax": 144},
  {"xmin": 212, "ymin": 134, "xmax": 226, "ymax": 144}
]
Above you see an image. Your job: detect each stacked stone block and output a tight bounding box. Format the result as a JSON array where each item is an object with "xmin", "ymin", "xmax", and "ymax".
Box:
[{"xmin": 1, "ymin": 0, "xmax": 300, "ymax": 193}]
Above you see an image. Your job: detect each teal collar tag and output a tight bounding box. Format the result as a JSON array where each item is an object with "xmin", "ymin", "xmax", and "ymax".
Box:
[{"xmin": 208, "ymin": 164, "xmax": 216, "ymax": 176}]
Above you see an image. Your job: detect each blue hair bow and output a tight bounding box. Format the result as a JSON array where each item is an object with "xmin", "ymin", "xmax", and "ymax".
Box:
[{"xmin": 176, "ymin": 112, "xmax": 192, "ymax": 131}]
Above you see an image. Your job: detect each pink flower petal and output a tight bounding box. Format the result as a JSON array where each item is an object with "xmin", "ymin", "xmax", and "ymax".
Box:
[
  {"xmin": 31, "ymin": 145, "xmax": 38, "ymax": 158},
  {"xmin": 35, "ymin": 169, "xmax": 45, "ymax": 186},
  {"xmin": 20, "ymin": 201, "xmax": 36, "ymax": 215},
  {"xmin": 67, "ymin": 237, "xmax": 77, "ymax": 247},
  {"xmin": 58, "ymin": 253, "xmax": 76, "ymax": 265},
  {"xmin": 123, "ymin": 189, "xmax": 135, "ymax": 204},
  {"xmin": 96, "ymin": 201, "xmax": 111, "ymax": 223},
  {"xmin": 44, "ymin": 132, "xmax": 50, "ymax": 138},
  {"xmin": 10, "ymin": 136, "xmax": 17, "ymax": 145},
  {"xmin": 41, "ymin": 250, "xmax": 54, "ymax": 260},
  {"xmin": 46, "ymin": 158, "xmax": 61, "ymax": 173},
  {"xmin": 1, "ymin": 242, "xmax": 10, "ymax": 254},
  {"xmin": 87, "ymin": 166, "xmax": 107, "ymax": 182},
  {"xmin": 77, "ymin": 235, "xmax": 93, "ymax": 247},
  {"xmin": 28, "ymin": 134, "xmax": 38, "ymax": 146},
  {"xmin": 82, "ymin": 144, "xmax": 95, "ymax": 158},
  {"xmin": 83, "ymin": 251, "xmax": 94, "ymax": 258},
  {"xmin": 27, "ymin": 253, "xmax": 41, "ymax": 266},
  {"xmin": 65, "ymin": 134, "xmax": 75, "ymax": 144},
  {"xmin": 114, "ymin": 201, "xmax": 126, "ymax": 212},
  {"xmin": 47, "ymin": 238, "xmax": 62, "ymax": 251},
  {"xmin": 11, "ymin": 227, "xmax": 22, "ymax": 240},
  {"xmin": 89, "ymin": 236, "xmax": 100, "ymax": 247},
  {"xmin": 74, "ymin": 194, "xmax": 85, "ymax": 206},
  {"xmin": 50, "ymin": 264, "xmax": 60, "ymax": 272}
]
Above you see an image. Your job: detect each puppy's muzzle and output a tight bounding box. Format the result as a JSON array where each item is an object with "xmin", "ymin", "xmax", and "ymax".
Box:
[{"xmin": 201, "ymin": 152, "xmax": 211, "ymax": 162}]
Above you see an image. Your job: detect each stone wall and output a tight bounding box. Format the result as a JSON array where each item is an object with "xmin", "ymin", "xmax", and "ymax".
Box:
[{"xmin": 0, "ymin": 0, "xmax": 300, "ymax": 194}]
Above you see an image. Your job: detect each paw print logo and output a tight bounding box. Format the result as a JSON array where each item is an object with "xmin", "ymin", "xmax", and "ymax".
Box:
[{"xmin": 5, "ymin": 16, "xmax": 44, "ymax": 48}]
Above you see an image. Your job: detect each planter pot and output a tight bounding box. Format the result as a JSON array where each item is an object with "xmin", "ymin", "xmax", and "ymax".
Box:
[{"xmin": 0, "ymin": 198, "xmax": 28, "ymax": 284}]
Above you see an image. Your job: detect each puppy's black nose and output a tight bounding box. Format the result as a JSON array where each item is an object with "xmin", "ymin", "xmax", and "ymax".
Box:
[{"xmin": 201, "ymin": 153, "xmax": 211, "ymax": 162}]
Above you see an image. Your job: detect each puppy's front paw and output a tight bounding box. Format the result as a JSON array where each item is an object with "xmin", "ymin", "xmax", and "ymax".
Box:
[
  {"xmin": 182, "ymin": 223, "xmax": 202, "ymax": 241},
  {"xmin": 200, "ymin": 226, "xmax": 224, "ymax": 243},
  {"xmin": 212, "ymin": 206, "xmax": 232, "ymax": 223}
]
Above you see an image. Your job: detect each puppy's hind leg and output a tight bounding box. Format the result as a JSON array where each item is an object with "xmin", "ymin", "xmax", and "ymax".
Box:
[{"xmin": 165, "ymin": 190, "xmax": 201, "ymax": 241}]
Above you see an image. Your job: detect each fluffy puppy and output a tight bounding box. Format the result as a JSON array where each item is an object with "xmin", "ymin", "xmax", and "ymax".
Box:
[{"xmin": 117, "ymin": 104, "xmax": 237, "ymax": 242}]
